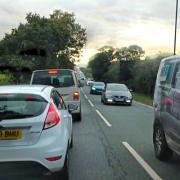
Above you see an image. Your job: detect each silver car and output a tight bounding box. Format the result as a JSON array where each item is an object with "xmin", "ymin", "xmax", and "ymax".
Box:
[
  {"xmin": 30, "ymin": 69, "xmax": 82, "ymax": 121},
  {"xmin": 0, "ymin": 85, "xmax": 73, "ymax": 178}
]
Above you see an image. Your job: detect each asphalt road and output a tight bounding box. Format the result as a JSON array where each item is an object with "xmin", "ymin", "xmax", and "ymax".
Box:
[{"xmin": 1, "ymin": 86, "xmax": 180, "ymax": 180}]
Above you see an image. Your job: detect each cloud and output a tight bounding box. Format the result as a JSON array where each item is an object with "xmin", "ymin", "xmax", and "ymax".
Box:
[{"xmin": 0, "ymin": 0, "xmax": 178, "ymax": 64}]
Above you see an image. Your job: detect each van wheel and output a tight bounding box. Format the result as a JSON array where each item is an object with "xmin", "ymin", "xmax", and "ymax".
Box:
[{"xmin": 153, "ymin": 125, "xmax": 173, "ymax": 160}]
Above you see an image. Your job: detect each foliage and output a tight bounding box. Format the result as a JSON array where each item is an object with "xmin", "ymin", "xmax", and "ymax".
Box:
[
  {"xmin": 80, "ymin": 67, "xmax": 92, "ymax": 78},
  {"xmin": 131, "ymin": 53, "xmax": 171, "ymax": 96},
  {"xmin": 88, "ymin": 50, "xmax": 113, "ymax": 82},
  {"xmin": 0, "ymin": 10, "xmax": 87, "ymax": 72},
  {"xmin": 0, "ymin": 73, "xmax": 13, "ymax": 85},
  {"xmin": 88, "ymin": 45, "xmax": 144, "ymax": 82}
]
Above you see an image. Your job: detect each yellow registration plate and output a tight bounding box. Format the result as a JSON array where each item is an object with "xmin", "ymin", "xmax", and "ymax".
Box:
[{"xmin": 0, "ymin": 129, "xmax": 22, "ymax": 140}]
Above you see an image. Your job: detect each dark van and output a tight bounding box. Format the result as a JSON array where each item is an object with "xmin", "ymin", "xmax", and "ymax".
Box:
[{"xmin": 153, "ymin": 56, "xmax": 180, "ymax": 160}]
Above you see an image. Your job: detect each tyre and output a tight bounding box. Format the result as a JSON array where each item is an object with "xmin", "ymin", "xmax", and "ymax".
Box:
[
  {"xmin": 153, "ymin": 124, "xmax": 173, "ymax": 160},
  {"xmin": 61, "ymin": 150, "xmax": 69, "ymax": 180},
  {"xmin": 74, "ymin": 112, "xmax": 81, "ymax": 121},
  {"xmin": 70, "ymin": 133, "xmax": 73, "ymax": 149},
  {"xmin": 101, "ymin": 98, "xmax": 103, "ymax": 103}
]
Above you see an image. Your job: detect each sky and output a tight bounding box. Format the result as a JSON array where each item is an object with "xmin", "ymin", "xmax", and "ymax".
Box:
[{"xmin": 0, "ymin": 0, "xmax": 179, "ymax": 66}]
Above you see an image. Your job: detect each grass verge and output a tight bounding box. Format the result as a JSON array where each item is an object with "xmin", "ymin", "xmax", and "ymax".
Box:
[{"xmin": 132, "ymin": 92, "xmax": 153, "ymax": 106}]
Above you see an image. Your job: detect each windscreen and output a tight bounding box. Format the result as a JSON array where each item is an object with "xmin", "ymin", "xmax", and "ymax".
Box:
[
  {"xmin": 0, "ymin": 94, "xmax": 47, "ymax": 120},
  {"xmin": 94, "ymin": 82, "xmax": 105, "ymax": 86},
  {"xmin": 31, "ymin": 70, "xmax": 75, "ymax": 87},
  {"xmin": 107, "ymin": 84, "xmax": 128, "ymax": 91}
]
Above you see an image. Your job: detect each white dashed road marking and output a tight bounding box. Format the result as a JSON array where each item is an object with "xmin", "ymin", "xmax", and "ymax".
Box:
[
  {"xmin": 88, "ymin": 99, "xmax": 94, "ymax": 107},
  {"xmin": 122, "ymin": 142, "xmax": 162, "ymax": 180},
  {"xmin": 96, "ymin": 109, "xmax": 112, "ymax": 127}
]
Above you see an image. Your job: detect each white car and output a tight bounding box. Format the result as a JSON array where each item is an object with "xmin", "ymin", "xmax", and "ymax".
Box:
[{"xmin": 0, "ymin": 85, "xmax": 73, "ymax": 178}]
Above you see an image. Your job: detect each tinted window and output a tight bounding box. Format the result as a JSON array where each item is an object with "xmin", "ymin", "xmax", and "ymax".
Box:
[
  {"xmin": 0, "ymin": 94, "xmax": 47, "ymax": 120},
  {"xmin": 107, "ymin": 84, "xmax": 128, "ymax": 91},
  {"xmin": 32, "ymin": 70, "xmax": 75, "ymax": 87},
  {"xmin": 174, "ymin": 63, "xmax": 180, "ymax": 89},
  {"xmin": 52, "ymin": 91, "xmax": 66, "ymax": 109},
  {"xmin": 160, "ymin": 63, "xmax": 174, "ymax": 86},
  {"xmin": 94, "ymin": 82, "xmax": 105, "ymax": 86}
]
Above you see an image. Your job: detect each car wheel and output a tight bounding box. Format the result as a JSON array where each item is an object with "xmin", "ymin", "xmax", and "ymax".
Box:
[
  {"xmin": 76, "ymin": 112, "xmax": 81, "ymax": 121},
  {"xmin": 104, "ymin": 99, "xmax": 108, "ymax": 105},
  {"xmin": 153, "ymin": 124, "xmax": 173, "ymax": 160},
  {"xmin": 70, "ymin": 133, "xmax": 73, "ymax": 149},
  {"xmin": 101, "ymin": 98, "xmax": 103, "ymax": 103},
  {"xmin": 61, "ymin": 150, "xmax": 69, "ymax": 180}
]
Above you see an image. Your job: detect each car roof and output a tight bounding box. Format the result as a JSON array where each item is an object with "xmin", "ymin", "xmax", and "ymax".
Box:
[
  {"xmin": 94, "ymin": 81, "xmax": 104, "ymax": 84},
  {"xmin": 0, "ymin": 85, "xmax": 53, "ymax": 101},
  {"xmin": 107, "ymin": 83, "xmax": 126, "ymax": 86},
  {"xmin": 33, "ymin": 69, "xmax": 74, "ymax": 73},
  {"xmin": 161, "ymin": 55, "xmax": 180, "ymax": 63}
]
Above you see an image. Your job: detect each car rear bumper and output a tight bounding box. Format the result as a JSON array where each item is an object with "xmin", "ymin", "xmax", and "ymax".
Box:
[{"xmin": 0, "ymin": 125, "xmax": 68, "ymax": 173}]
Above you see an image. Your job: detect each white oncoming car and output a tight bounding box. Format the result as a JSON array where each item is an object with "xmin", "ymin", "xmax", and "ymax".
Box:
[{"xmin": 0, "ymin": 85, "xmax": 73, "ymax": 178}]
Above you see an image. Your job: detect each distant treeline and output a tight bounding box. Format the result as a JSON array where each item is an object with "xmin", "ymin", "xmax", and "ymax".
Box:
[{"xmin": 87, "ymin": 45, "xmax": 171, "ymax": 97}]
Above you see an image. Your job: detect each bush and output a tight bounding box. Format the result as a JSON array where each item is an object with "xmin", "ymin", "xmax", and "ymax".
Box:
[{"xmin": 0, "ymin": 73, "xmax": 13, "ymax": 85}]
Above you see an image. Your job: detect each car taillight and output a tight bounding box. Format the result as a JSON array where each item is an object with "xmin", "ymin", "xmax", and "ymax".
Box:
[
  {"xmin": 43, "ymin": 104, "xmax": 60, "ymax": 130},
  {"xmin": 73, "ymin": 92, "xmax": 79, "ymax": 101}
]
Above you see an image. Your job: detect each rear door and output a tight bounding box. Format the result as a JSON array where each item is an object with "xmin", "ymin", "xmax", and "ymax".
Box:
[
  {"xmin": 31, "ymin": 69, "xmax": 80, "ymax": 104},
  {"xmin": 0, "ymin": 93, "xmax": 48, "ymax": 147}
]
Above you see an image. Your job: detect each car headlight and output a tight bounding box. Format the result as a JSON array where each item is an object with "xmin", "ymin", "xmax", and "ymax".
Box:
[{"xmin": 92, "ymin": 87, "xmax": 96, "ymax": 90}]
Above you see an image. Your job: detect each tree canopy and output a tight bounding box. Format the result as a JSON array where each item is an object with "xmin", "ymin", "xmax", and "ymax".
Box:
[
  {"xmin": 88, "ymin": 45, "xmax": 145, "ymax": 82},
  {"xmin": 0, "ymin": 10, "xmax": 87, "ymax": 72}
]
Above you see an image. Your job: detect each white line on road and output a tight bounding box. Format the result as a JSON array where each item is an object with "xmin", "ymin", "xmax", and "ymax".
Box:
[
  {"xmin": 84, "ymin": 94, "xmax": 88, "ymax": 99},
  {"xmin": 134, "ymin": 100, "xmax": 153, "ymax": 110},
  {"xmin": 122, "ymin": 142, "xmax": 162, "ymax": 180},
  {"xmin": 96, "ymin": 109, "xmax": 112, "ymax": 127},
  {"xmin": 88, "ymin": 99, "xmax": 94, "ymax": 107}
]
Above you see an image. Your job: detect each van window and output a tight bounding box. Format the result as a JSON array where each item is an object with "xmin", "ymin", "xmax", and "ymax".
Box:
[
  {"xmin": 31, "ymin": 70, "xmax": 75, "ymax": 87},
  {"xmin": 174, "ymin": 63, "xmax": 180, "ymax": 89},
  {"xmin": 160, "ymin": 63, "xmax": 174, "ymax": 86}
]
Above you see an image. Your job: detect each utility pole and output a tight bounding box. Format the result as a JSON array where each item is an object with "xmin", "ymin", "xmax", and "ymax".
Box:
[{"xmin": 174, "ymin": 0, "xmax": 179, "ymax": 55}]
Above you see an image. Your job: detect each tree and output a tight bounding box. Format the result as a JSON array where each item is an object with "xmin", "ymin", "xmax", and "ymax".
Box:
[
  {"xmin": 114, "ymin": 45, "xmax": 145, "ymax": 61},
  {"xmin": 0, "ymin": 10, "xmax": 87, "ymax": 71},
  {"xmin": 88, "ymin": 50, "xmax": 113, "ymax": 82}
]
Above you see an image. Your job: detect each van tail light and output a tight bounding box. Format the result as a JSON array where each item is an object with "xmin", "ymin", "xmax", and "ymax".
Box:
[
  {"xmin": 165, "ymin": 98, "xmax": 172, "ymax": 105},
  {"xmin": 43, "ymin": 104, "xmax": 60, "ymax": 130},
  {"xmin": 73, "ymin": 91, "xmax": 79, "ymax": 101}
]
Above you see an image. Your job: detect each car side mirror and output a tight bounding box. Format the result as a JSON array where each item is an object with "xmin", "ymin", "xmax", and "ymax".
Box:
[
  {"xmin": 129, "ymin": 89, "xmax": 133, "ymax": 92},
  {"xmin": 68, "ymin": 104, "xmax": 78, "ymax": 114}
]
